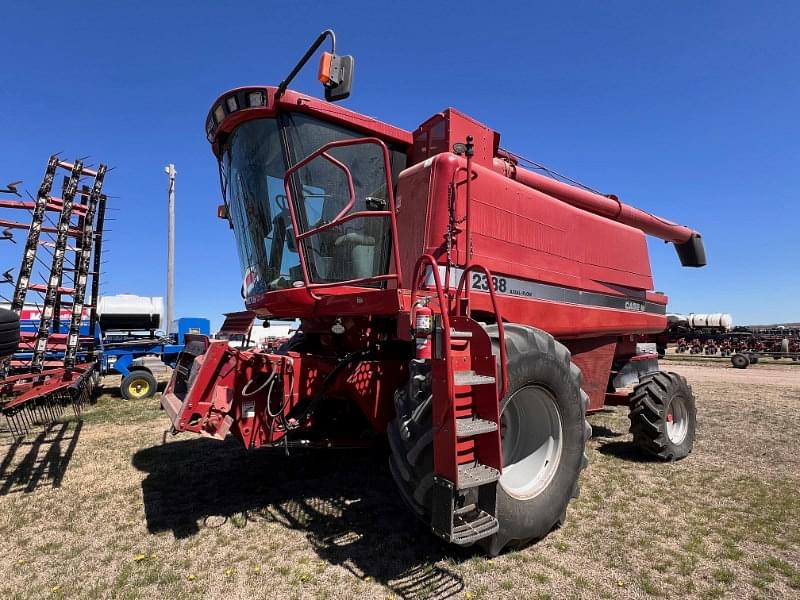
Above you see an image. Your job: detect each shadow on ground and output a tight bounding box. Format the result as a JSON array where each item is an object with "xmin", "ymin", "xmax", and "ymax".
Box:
[
  {"xmin": 596, "ymin": 440, "xmax": 659, "ymax": 462},
  {"xmin": 133, "ymin": 438, "xmax": 471, "ymax": 599},
  {"xmin": 0, "ymin": 420, "xmax": 82, "ymax": 495},
  {"xmin": 589, "ymin": 424, "xmax": 623, "ymax": 439}
]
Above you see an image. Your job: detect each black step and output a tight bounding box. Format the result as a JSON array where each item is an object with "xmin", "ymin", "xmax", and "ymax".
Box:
[
  {"xmin": 452, "ymin": 510, "xmax": 499, "ymax": 545},
  {"xmin": 456, "ymin": 417, "xmax": 498, "ymax": 438},
  {"xmin": 457, "ymin": 462, "xmax": 500, "ymax": 490},
  {"xmin": 453, "ymin": 370, "xmax": 495, "ymax": 386}
]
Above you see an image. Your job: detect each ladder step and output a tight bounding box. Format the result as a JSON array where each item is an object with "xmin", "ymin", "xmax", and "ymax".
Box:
[
  {"xmin": 457, "ymin": 462, "xmax": 500, "ymax": 490},
  {"xmin": 450, "ymin": 329, "xmax": 472, "ymax": 339},
  {"xmin": 456, "ymin": 417, "xmax": 498, "ymax": 438},
  {"xmin": 453, "ymin": 370, "xmax": 495, "ymax": 386},
  {"xmin": 452, "ymin": 510, "xmax": 499, "ymax": 545}
]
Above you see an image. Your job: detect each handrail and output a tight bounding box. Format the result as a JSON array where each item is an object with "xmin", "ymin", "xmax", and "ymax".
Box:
[
  {"xmin": 282, "ymin": 137, "xmax": 404, "ymax": 299},
  {"xmin": 409, "ymin": 254, "xmax": 453, "ymax": 403},
  {"xmin": 306, "ymin": 273, "xmax": 398, "ymax": 290},
  {"xmin": 294, "ymin": 209, "xmax": 392, "ymax": 240},
  {"xmin": 454, "ymin": 264, "xmax": 508, "ymax": 399}
]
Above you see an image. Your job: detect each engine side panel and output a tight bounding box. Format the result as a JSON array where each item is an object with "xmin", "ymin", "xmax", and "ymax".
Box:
[{"xmin": 395, "ymin": 153, "xmax": 667, "ymax": 339}]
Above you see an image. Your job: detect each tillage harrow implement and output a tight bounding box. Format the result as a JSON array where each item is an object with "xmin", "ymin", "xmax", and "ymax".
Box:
[{"xmin": 0, "ymin": 156, "xmax": 108, "ymax": 436}]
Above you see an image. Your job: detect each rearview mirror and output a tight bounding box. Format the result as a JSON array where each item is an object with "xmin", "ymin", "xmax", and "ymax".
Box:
[{"xmin": 318, "ymin": 52, "xmax": 354, "ymax": 102}]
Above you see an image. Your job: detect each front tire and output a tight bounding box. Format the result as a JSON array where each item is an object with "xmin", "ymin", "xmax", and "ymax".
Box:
[
  {"xmin": 388, "ymin": 324, "xmax": 590, "ymax": 555},
  {"xmin": 482, "ymin": 325, "xmax": 590, "ymax": 555},
  {"xmin": 629, "ymin": 372, "xmax": 696, "ymax": 460},
  {"xmin": 121, "ymin": 370, "xmax": 157, "ymax": 400}
]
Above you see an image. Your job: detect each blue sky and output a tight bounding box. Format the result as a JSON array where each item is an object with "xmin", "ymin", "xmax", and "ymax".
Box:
[{"xmin": 3, "ymin": 1, "xmax": 798, "ymax": 328}]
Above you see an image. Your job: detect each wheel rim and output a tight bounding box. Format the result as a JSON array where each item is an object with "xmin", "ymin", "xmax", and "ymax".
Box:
[
  {"xmin": 128, "ymin": 378, "xmax": 151, "ymax": 399},
  {"xmin": 499, "ymin": 385, "xmax": 563, "ymax": 500},
  {"xmin": 666, "ymin": 396, "xmax": 689, "ymax": 444}
]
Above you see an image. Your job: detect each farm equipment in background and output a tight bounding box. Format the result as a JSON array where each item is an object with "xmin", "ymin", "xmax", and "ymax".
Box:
[
  {"xmin": 215, "ymin": 310, "xmax": 297, "ymax": 351},
  {"xmin": 727, "ymin": 327, "xmax": 799, "ymax": 368},
  {"xmin": 0, "ymin": 156, "xmax": 108, "ymax": 436},
  {"xmin": 96, "ymin": 294, "xmax": 210, "ymax": 399},
  {"xmin": 9, "ymin": 295, "xmax": 212, "ymax": 401},
  {"xmin": 666, "ymin": 312, "xmax": 799, "ymax": 367},
  {"xmin": 161, "ymin": 30, "xmax": 707, "ymax": 554}
]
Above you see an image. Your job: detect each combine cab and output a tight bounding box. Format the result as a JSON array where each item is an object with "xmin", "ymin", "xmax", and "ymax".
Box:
[{"xmin": 162, "ymin": 30, "xmax": 705, "ymax": 554}]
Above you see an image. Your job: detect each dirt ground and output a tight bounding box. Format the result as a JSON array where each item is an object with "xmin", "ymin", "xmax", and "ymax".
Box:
[{"xmin": 1, "ymin": 361, "xmax": 798, "ymax": 599}]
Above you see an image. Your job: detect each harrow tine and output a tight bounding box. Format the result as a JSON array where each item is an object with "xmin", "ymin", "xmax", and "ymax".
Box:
[
  {"xmin": 34, "ymin": 400, "xmax": 44, "ymax": 424},
  {"xmin": 6, "ymin": 411, "xmax": 26, "ymax": 439},
  {"xmin": 18, "ymin": 408, "xmax": 29, "ymax": 432},
  {"xmin": 42, "ymin": 399, "xmax": 53, "ymax": 424},
  {"xmin": 28, "ymin": 402, "xmax": 39, "ymax": 426},
  {"xmin": 50, "ymin": 393, "xmax": 64, "ymax": 422},
  {"xmin": 7, "ymin": 414, "xmax": 19, "ymax": 438},
  {"xmin": 41, "ymin": 399, "xmax": 53, "ymax": 426}
]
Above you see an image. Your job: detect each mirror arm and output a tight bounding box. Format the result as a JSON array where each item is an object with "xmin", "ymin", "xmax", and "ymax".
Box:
[{"xmin": 275, "ymin": 29, "xmax": 336, "ymax": 101}]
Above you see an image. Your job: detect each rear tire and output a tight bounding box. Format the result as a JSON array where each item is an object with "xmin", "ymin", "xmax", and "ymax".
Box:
[
  {"xmin": 121, "ymin": 370, "xmax": 157, "ymax": 400},
  {"xmin": 629, "ymin": 372, "xmax": 696, "ymax": 460},
  {"xmin": 731, "ymin": 353, "xmax": 749, "ymax": 369},
  {"xmin": 388, "ymin": 324, "xmax": 590, "ymax": 556}
]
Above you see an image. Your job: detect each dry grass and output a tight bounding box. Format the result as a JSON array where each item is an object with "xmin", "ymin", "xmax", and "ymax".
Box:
[{"xmin": 1, "ymin": 362, "xmax": 798, "ymax": 599}]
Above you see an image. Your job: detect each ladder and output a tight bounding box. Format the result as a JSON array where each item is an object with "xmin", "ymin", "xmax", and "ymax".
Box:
[{"xmin": 410, "ymin": 255, "xmax": 508, "ymax": 545}]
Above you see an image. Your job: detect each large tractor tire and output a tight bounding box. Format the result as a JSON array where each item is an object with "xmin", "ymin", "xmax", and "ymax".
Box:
[
  {"xmin": 0, "ymin": 308, "xmax": 20, "ymax": 359},
  {"xmin": 120, "ymin": 370, "xmax": 157, "ymax": 400},
  {"xmin": 388, "ymin": 324, "xmax": 590, "ymax": 556},
  {"xmin": 629, "ymin": 372, "xmax": 696, "ymax": 460}
]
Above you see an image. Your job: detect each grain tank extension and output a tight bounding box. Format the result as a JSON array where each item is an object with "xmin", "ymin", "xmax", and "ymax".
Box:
[{"xmin": 162, "ymin": 30, "xmax": 705, "ymax": 554}]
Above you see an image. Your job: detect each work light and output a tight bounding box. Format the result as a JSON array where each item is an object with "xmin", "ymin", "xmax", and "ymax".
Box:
[{"xmin": 247, "ymin": 90, "xmax": 266, "ymax": 107}]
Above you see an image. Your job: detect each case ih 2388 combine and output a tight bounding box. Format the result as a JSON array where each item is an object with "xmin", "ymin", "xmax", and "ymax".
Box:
[{"xmin": 162, "ymin": 31, "xmax": 706, "ymax": 555}]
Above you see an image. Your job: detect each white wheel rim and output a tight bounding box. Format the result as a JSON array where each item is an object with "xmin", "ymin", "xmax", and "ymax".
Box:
[
  {"xmin": 666, "ymin": 396, "xmax": 689, "ymax": 444},
  {"xmin": 499, "ymin": 385, "xmax": 563, "ymax": 500}
]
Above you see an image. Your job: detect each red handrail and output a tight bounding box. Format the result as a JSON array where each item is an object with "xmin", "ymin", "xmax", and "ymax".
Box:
[
  {"xmin": 282, "ymin": 137, "xmax": 404, "ymax": 298},
  {"xmin": 409, "ymin": 254, "xmax": 453, "ymax": 405},
  {"xmin": 454, "ymin": 265, "xmax": 508, "ymax": 399}
]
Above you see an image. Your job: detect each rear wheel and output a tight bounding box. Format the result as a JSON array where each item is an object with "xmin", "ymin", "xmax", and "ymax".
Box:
[
  {"xmin": 388, "ymin": 324, "xmax": 590, "ymax": 555},
  {"xmin": 731, "ymin": 353, "xmax": 749, "ymax": 369},
  {"xmin": 629, "ymin": 372, "xmax": 696, "ymax": 460},
  {"xmin": 121, "ymin": 370, "xmax": 157, "ymax": 400}
]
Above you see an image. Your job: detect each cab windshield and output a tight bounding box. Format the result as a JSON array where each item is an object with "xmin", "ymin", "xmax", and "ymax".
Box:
[{"xmin": 220, "ymin": 114, "xmax": 406, "ymax": 296}]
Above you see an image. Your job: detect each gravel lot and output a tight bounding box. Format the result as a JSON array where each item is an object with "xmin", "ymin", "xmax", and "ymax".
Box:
[{"xmin": 1, "ymin": 360, "xmax": 798, "ymax": 599}]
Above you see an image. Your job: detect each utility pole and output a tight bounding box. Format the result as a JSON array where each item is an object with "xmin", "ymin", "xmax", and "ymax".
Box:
[{"xmin": 164, "ymin": 164, "xmax": 176, "ymax": 331}]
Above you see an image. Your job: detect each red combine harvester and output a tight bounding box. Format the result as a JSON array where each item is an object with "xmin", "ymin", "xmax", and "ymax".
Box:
[{"xmin": 162, "ymin": 31, "xmax": 706, "ymax": 554}]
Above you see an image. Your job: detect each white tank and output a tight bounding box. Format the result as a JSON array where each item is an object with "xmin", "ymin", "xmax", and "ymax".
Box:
[
  {"xmin": 667, "ymin": 313, "xmax": 733, "ymax": 330},
  {"xmin": 97, "ymin": 295, "xmax": 164, "ymax": 331}
]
